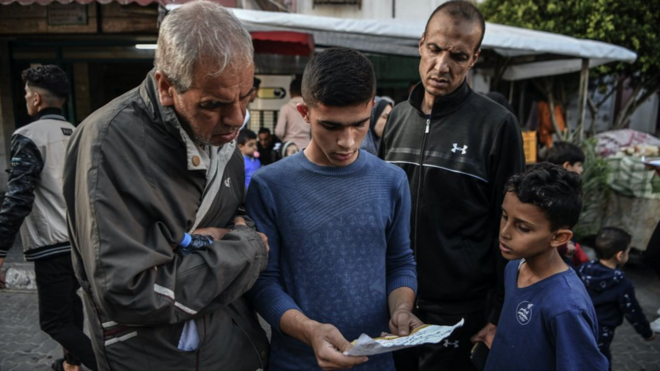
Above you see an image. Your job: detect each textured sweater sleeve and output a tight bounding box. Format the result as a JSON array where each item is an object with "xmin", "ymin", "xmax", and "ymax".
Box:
[
  {"xmin": 0, "ymin": 134, "xmax": 44, "ymax": 255},
  {"xmin": 619, "ymin": 280, "xmax": 654, "ymax": 339},
  {"xmin": 488, "ymin": 113, "xmax": 525, "ymax": 325},
  {"xmin": 385, "ymin": 174, "xmax": 417, "ymax": 295},
  {"xmin": 551, "ymin": 309, "xmax": 609, "ymax": 370},
  {"xmin": 245, "ymin": 176, "xmax": 303, "ymax": 333}
]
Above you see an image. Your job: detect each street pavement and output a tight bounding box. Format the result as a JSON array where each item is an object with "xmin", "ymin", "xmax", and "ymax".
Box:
[{"xmin": 2, "ymin": 245, "xmax": 659, "ymax": 370}]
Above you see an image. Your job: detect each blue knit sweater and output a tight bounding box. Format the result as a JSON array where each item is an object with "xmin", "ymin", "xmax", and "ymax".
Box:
[{"xmin": 246, "ymin": 150, "xmax": 417, "ymax": 371}]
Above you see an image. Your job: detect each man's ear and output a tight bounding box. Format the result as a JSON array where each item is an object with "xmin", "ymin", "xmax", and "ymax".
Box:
[
  {"xmin": 154, "ymin": 71, "xmax": 176, "ymax": 107},
  {"xmin": 470, "ymin": 49, "xmax": 481, "ymax": 69},
  {"xmin": 296, "ymin": 102, "xmax": 310, "ymax": 123},
  {"xmin": 550, "ymin": 228, "xmax": 573, "ymax": 248},
  {"xmin": 33, "ymin": 91, "xmax": 41, "ymax": 108},
  {"xmin": 419, "ymin": 33, "xmax": 426, "ymax": 56}
]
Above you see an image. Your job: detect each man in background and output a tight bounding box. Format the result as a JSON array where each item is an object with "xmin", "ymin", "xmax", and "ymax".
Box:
[
  {"xmin": 275, "ymin": 76, "xmax": 311, "ymax": 150},
  {"xmin": 0, "ymin": 65, "xmax": 97, "ymax": 371}
]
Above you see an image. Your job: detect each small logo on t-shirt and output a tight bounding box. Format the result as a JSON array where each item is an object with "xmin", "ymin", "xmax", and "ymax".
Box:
[
  {"xmin": 443, "ymin": 339, "xmax": 459, "ymax": 348},
  {"xmin": 516, "ymin": 301, "xmax": 534, "ymax": 325},
  {"xmin": 451, "ymin": 143, "xmax": 468, "ymax": 155},
  {"xmin": 224, "ymin": 177, "xmax": 231, "ymax": 188},
  {"xmin": 61, "ymin": 128, "xmax": 73, "ymax": 136}
]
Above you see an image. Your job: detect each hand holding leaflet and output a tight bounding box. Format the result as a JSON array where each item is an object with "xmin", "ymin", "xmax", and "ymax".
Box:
[{"xmin": 344, "ymin": 319, "xmax": 464, "ymax": 356}]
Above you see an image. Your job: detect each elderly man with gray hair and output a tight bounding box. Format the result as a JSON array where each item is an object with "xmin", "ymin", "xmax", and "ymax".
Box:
[{"xmin": 63, "ymin": 1, "xmax": 269, "ymax": 369}]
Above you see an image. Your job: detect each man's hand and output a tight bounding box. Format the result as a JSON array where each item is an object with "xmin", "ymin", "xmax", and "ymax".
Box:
[
  {"xmin": 389, "ymin": 309, "xmax": 424, "ymax": 337},
  {"xmin": 0, "ymin": 257, "xmax": 5, "ymax": 289},
  {"xmin": 232, "ymin": 216, "xmax": 269, "ymax": 253},
  {"xmin": 471, "ymin": 322, "xmax": 497, "ymax": 349},
  {"xmin": 308, "ymin": 323, "xmax": 369, "ymax": 370},
  {"xmin": 192, "ymin": 227, "xmax": 230, "ymax": 241}
]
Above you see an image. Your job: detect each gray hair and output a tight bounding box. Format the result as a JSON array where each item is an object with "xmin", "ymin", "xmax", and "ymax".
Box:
[{"xmin": 155, "ymin": 1, "xmax": 254, "ymax": 92}]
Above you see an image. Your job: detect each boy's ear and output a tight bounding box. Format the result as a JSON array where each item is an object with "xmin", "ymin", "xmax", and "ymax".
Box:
[
  {"xmin": 615, "ymin": 250, "xmax": 625, "ymax": 262},
  {"xmin": 296, "ymin": 102, "xmax": 311, "ymax": 123},
  {"xmin": 562, "ymin": 161, "xmax": 572, "ymax": 170},
  {"xmin": 550, "ymin": 228, "xmax": 573, "ymax": 248}
]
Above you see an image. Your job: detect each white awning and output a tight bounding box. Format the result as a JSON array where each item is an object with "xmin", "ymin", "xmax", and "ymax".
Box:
[{"xmin": 226, "ymin": 8, "xmax": 637, "ymax": 81}]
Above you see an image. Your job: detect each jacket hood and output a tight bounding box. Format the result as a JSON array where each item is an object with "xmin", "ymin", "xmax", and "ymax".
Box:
[{"xmin": 578, "ymin": 260, "xmax": 626, "ymax": 293}]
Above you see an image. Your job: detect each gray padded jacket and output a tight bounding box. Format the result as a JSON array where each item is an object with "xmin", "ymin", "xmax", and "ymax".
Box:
[{"xmin": 63, "ymin": 71, "xmax": 269, "ymax": 371}]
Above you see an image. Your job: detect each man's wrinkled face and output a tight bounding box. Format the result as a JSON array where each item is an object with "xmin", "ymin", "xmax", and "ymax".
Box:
[
  {"xmin": 156, "ymin": 62, "xmax": 255, "ymax": 147},
  {"xmin": 418, "ymin": 11, "xmax": 482, "ymax": 97},
  {"xmin": 297, "ymin": 101, "xmax": 373, "ymax": 167}
]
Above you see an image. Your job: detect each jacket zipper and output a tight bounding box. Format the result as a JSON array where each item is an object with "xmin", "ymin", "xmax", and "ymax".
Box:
[{"xmin": 413, "ymin": 118, "xmax": 430, "ymax": 309}]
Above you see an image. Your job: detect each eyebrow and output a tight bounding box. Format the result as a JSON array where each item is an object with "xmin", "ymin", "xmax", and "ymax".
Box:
[
  {"xmin": 318, "ymin": 117, "xmax": 370, "ymax": 127},
  {"xmin": 240, "ymin": 87, "xmax": 256, "ymax": 100},
  {"xmin": 501, "ymin": 208, "xmax": 538, "ymax": 228}
]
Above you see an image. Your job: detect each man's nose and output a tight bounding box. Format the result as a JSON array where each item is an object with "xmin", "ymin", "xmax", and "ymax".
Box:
[
  {"xmin": 223, "ymin": 102, "xmax": 245, "ymax": 128},
  {"xmin": 337, "ymin": 128, "xmax": 355, "ymax": 149},
  {"xmin": 433, "ymin": 52, "xmax": 450, "ymax": 73}
]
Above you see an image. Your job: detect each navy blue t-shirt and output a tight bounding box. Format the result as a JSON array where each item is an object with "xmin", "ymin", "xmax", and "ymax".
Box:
[{"xmin": 486, "ymin": 260, "xmax": 608, "ymax": 371}]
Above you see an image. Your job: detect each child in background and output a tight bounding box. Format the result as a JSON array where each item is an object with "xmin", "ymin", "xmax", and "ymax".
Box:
[
  {"xmin": 545, "ymin": 141, "xmax": 590, "ymax": 267},
  {"xmin": 485, "ymin": 163, "xmax": 607, "ymax": 371},
  {"xmin": 578, "ymin": 227, "xmax": 656, "ymax": 366},
  {"xmin": 238, "ymin": 129, "xmax": 261, "ymax": 188},
  {"xmin": 280, "ymin": 141, "xmax": 299, "ymax": 159}
]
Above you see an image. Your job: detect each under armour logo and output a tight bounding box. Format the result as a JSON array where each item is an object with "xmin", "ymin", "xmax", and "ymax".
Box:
[
  {"xmin": 451, "ymin": 143, "xmax": 468, "ymax": 154},
  {"xmin": 443, "ymin": 340, "xmax": 459, "ymax": 348},
  {"xmin": 224, "ymin": 178, "xmax": 231, "ymax": 187}
]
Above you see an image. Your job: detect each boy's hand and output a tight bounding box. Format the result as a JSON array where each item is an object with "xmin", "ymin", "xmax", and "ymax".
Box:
[
  {"xmin": 308, "ymin": 323, "xmax": 368, "ymax": 370},
  {"xmin": 644, "ymin": 333, "xmax": 656, "ymax": 341},
  {"xmin": 471, "ymin": 322, "xmax": 497, "ymax": 349}
]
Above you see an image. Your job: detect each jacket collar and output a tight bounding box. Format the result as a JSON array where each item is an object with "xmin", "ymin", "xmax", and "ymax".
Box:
[
  {"xmin": 408, "ymin": 79, "xmax": 472, "ymax": 119},
  {"xmin": 34, "ymin": 107, "xmax": 65, "ymax": 121},
  {"xmin": 138, "ymin": 69, "xmax": 236, "ymax": 171}
]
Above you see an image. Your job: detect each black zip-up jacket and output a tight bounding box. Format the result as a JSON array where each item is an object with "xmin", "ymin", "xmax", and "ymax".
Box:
[
  {"xmin": 379, "ymin": 81, "xmax": 524, "ymax": 322},
  {"xmin": 578, "ymin": 260, "xmax": 654, "ymax": 339}
]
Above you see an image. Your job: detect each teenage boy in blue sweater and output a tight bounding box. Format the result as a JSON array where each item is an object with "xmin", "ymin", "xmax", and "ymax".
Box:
[
  {"xmin": 246, "ymin": 48, "xmax": 420, "ymax": 371},
  {"xmin": 578, "ymin": 227, "xmax": 656, "ymax": 366},
  {"xmin": 485, "ymin": 163, "xmax": 608, "ymax": 370}
]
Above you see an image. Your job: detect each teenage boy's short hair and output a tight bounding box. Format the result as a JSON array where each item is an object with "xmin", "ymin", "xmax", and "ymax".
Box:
[
  {"xmin": 238, "ymin": 129, "xmax": 257, "ymax": 146},
  {"xmin": 505, "ymin": 162, "xmax": 583, "ymax": 231},
  {"xmin": 301, "ymin": 48, "xmax": 375, "ymax": 108},
  {"xmin": 546, "ymin": 142, "xmax": 585, "ymax": 166},
  {"xmin": 594, "ymin": 227, "xmax": 632, "ymax": 260}
]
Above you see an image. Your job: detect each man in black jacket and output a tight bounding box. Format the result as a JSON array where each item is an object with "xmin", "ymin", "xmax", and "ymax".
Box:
[{"xmin": 379, "ymin": 1, "xmax": 524, "ymax": 369}]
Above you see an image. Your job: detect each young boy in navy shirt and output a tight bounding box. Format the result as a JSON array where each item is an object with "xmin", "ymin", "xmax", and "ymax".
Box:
[
  {"xmin": 485, "ymin": 163, "xmax": 608, "ymax": 370},
  {"xmin": 578, "ymin": 227, "xmax": 656, "ymax": 366}
]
